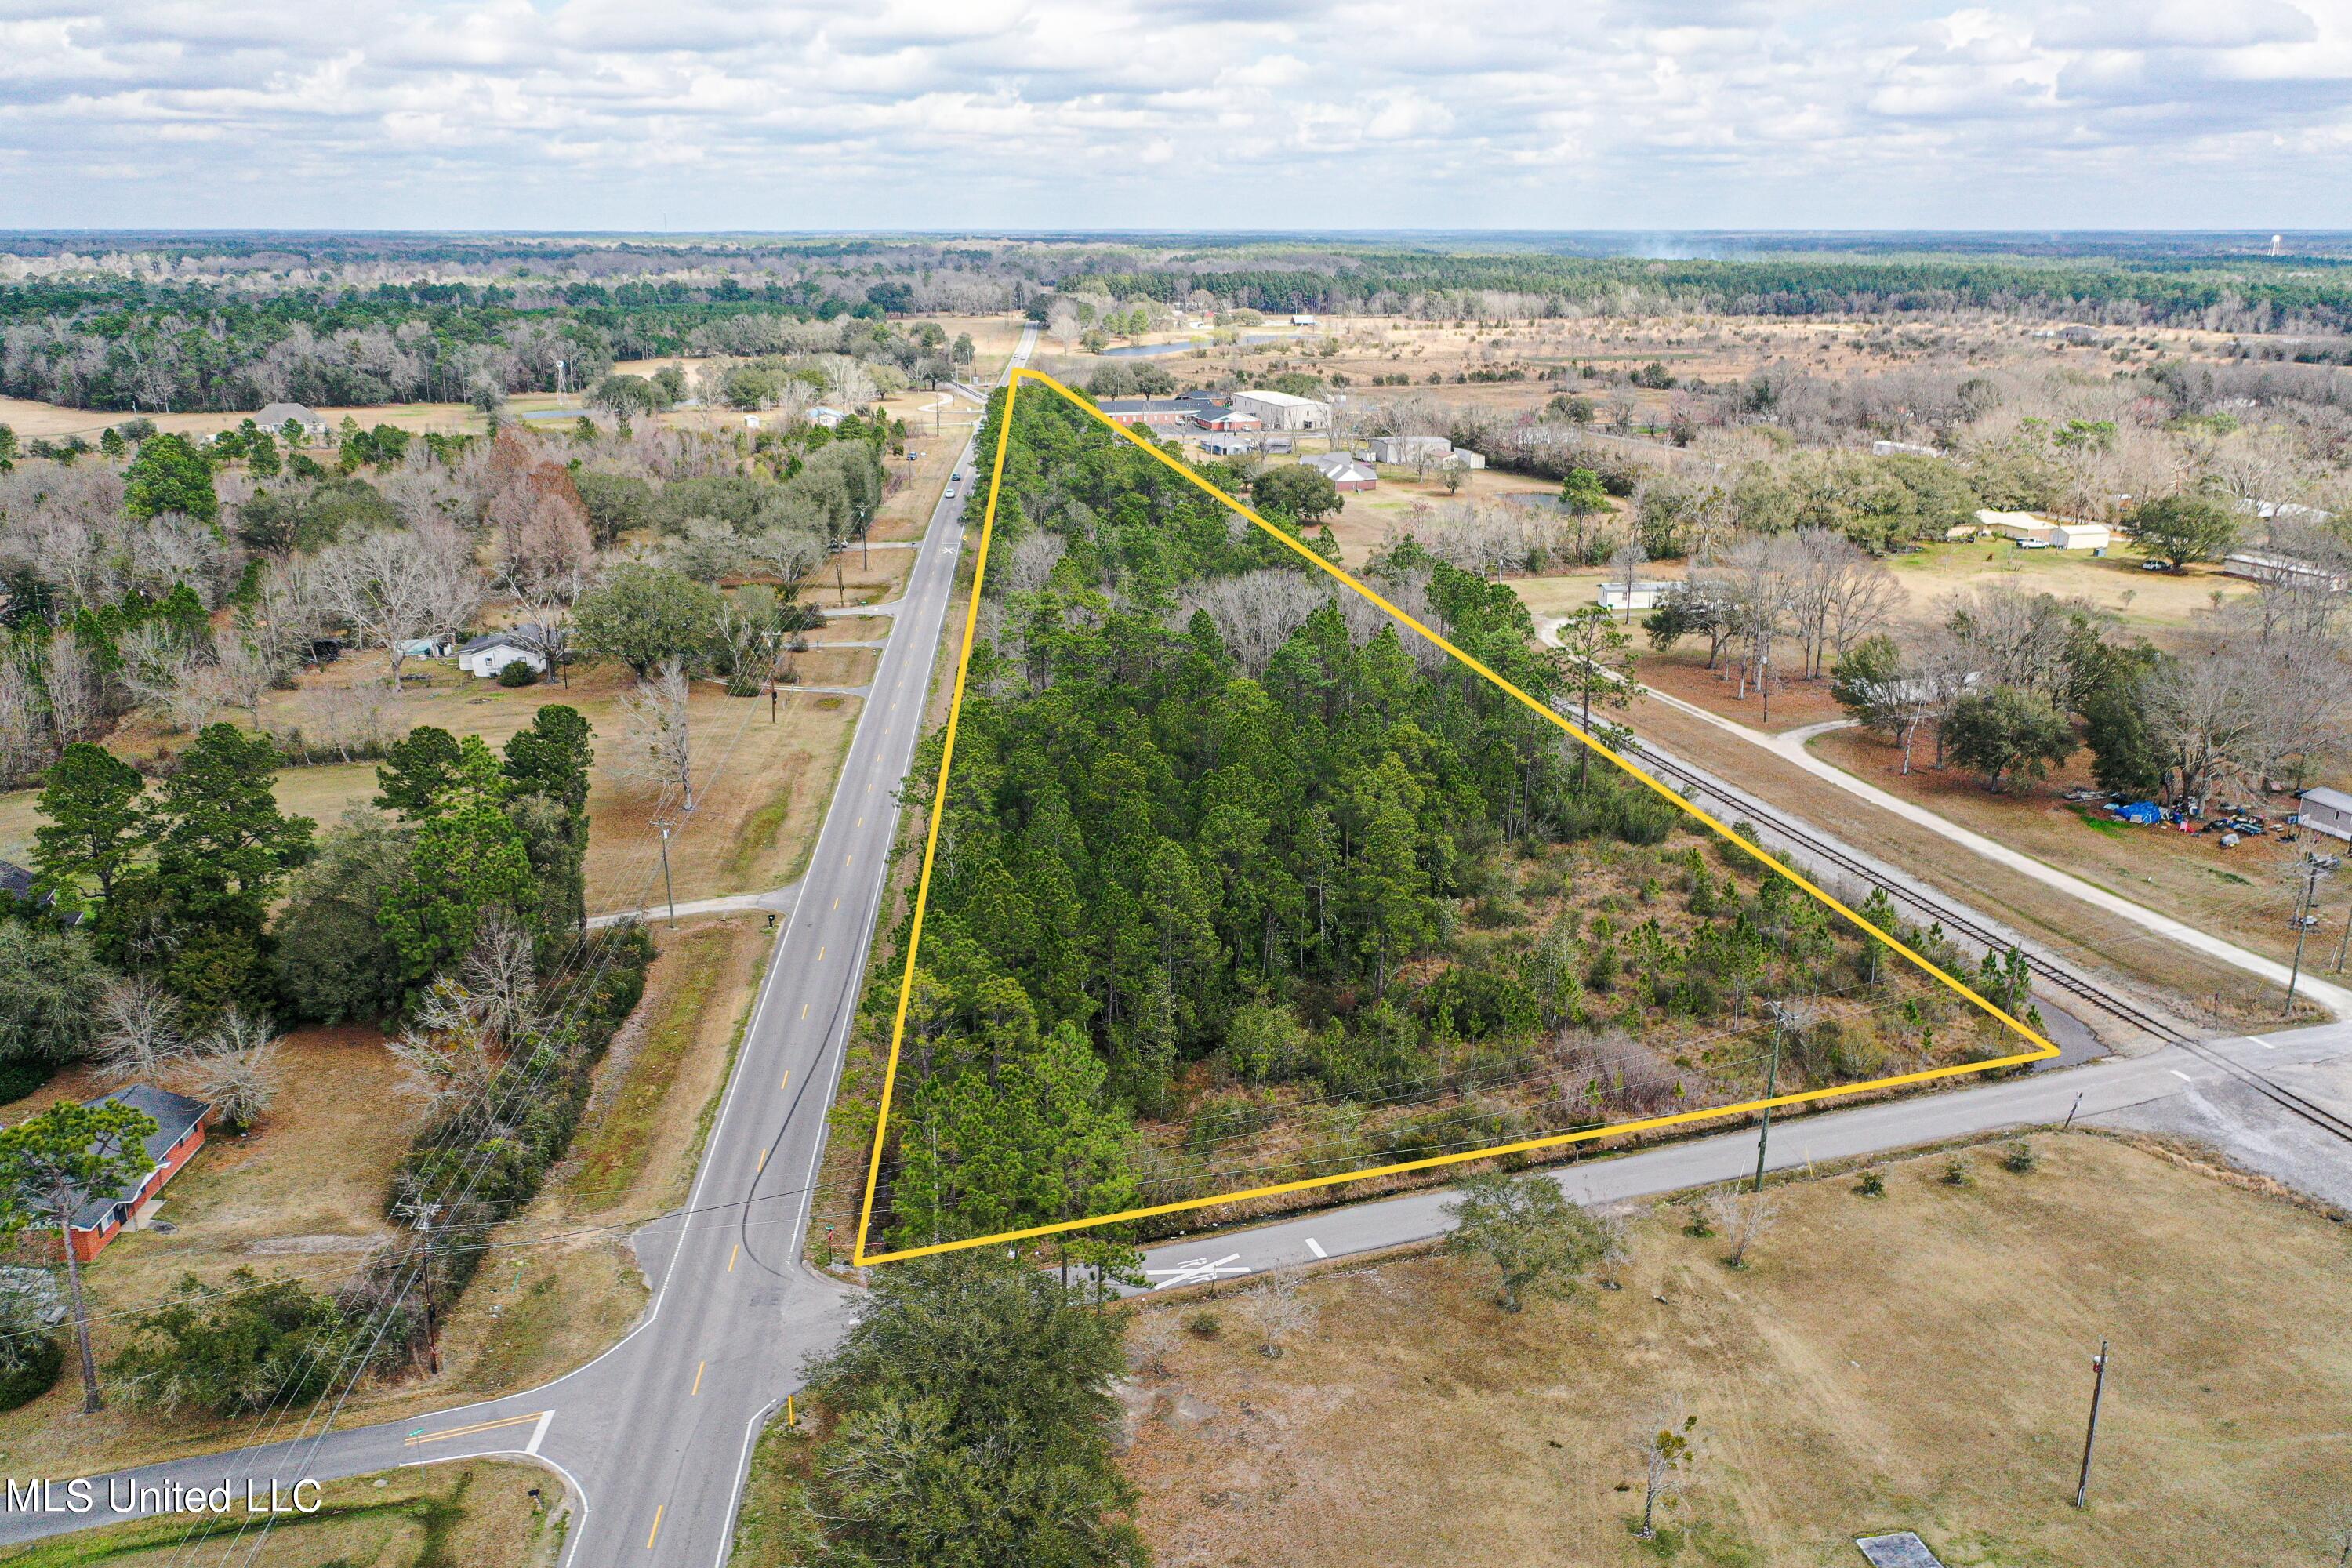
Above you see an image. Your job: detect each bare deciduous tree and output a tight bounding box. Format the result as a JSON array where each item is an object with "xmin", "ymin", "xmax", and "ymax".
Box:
[
  {"xmin": 42, "ymin": 631, "xmax": 103, "ymax": 746},
  {"xmin": 116, "ymin": 622, "xmax": 222, "ymax": 734},
  {"xmin": 1127, "ymin": 1310, "xmax": 1182, "ymax": 1380},
  {"xmin": 459, "ymin": 916, "xmax": 542, "ymax": 1048},
  {"xmin": 190, "ymin": 1007, "xmax": 282, "ymax": 1133},
  {"xmin": 0, "ymin": 646, "xmax": 48, "ymax": 789},
  {"xmin": 318, "ymin": 528, "xmax": 463, "ymax": 691},
  {"xmin": 1178, "ymin": 569, "xmax": 1330, "ymax": 678},
  {"xmin": 93, "ymin": 978, "xmax": 190, "ymax": 1087},
  {"xmin": 390, "ymin": 977, "xmax": 502, "ymax": 1113},
  {"xmin": 612, "ymin": 658, "xmax": 697, "ymax": 811}
]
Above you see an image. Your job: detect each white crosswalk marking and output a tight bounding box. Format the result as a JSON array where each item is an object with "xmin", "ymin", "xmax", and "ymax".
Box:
[{"xmin": 1145, "ymin": 1253, "xmax": 1250, "ymax": 1290}]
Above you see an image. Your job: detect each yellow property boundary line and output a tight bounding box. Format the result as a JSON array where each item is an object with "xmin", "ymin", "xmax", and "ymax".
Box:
[{"xmin": 852, "ymin": 370, "xmax": 2059, "ymax": 1266}]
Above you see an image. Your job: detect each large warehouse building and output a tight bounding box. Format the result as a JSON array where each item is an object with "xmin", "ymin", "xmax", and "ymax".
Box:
[{"xmin": 1231, "ymin": 390, "xmax": 1331, "ymax": 432}]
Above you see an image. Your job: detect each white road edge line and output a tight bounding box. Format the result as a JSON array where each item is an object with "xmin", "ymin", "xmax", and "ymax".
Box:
[
  {"xmin": 2169, "ymin": 1069, "xmax": 2195, "ymax": 1082},
  {"xmin": 2249, "ymin": 1034, "xmax": 2277, "ymax": 1050}
]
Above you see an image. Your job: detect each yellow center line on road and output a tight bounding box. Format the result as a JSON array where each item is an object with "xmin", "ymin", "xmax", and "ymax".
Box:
[
  {"xmin": 800, "ymin": 1003, "xmax": 808, "ymax": 1019},
  {"xmin": 728, "ymin": 1242, "xmax": 740, "ymax": 1272},
  {"xmin": 692, "ymin": 1360, "xmax": 706, "ymax": 1396},
  {"xmin": 818, "ymin": 946, "xmax": 826, "ymax": 960},
  {"xmin": 648, "ymin": 1504, "xmax": 663, "ymax": 1549},
  {"xmin": 403, "ymin": 1410, "xmax": 545, "ymax": 1446},
  {"xmin": 757, "ymin": 1148, "xmax": 766, "ymax": 1171},
  {"xmin": 781, "ymin": 1069, "xmax": 791, "ymax": 1091}
]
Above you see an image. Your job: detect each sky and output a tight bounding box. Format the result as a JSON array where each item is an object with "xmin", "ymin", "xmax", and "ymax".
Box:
[{"xmin": 2, "ymin": 0, "xmax": 2350, "ymax": 233}]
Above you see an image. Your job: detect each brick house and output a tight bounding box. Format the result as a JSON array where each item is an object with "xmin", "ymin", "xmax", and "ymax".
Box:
[{"xmin": 66, "ymin": 1086, "xmax": 210, "ymax": 1262}]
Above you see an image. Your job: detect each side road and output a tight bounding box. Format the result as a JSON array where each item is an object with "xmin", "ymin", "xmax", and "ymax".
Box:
[
  {"xmin": 1127, "ymin": 1020, "xmax": 2352, "ymax": 1291},
  {"xmin": 0, "ymin": 326, "xmax": 1038, "ymax": 1566}
]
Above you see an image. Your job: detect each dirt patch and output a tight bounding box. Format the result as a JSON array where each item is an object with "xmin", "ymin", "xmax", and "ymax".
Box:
[{"xmin": 1635, "ymin": 647, "xmax": 1851, "ymax": 732}]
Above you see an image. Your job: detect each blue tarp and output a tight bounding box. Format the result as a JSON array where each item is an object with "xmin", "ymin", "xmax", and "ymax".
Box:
[{"xmin": 2111, "ymin": 800, "xmax": 2162, "ymax": 825}]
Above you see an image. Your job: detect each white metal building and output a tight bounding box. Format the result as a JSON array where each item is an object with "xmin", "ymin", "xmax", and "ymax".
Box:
[
  {"xmin": 2225, "ymin": 550, "xmax": 2352, "ymax": 593},
  {"xmin": 1231, "ymin": 390, "xmax": 1331, "ymax": 432},
  {"xmin": 2049, "ymin": 521, "xmax": 2111, "ymax": 551},
  {"xmin": 1973, "ymin": 509, "xmax": 2056, "ymax": 543},
  {"xmin": 1598, "ymin": 579, "xmax": 1677, "ymax": 612},
  {"xmin": 1372, "ymin": 434, "xmax": 1453, "ymax": 465}
]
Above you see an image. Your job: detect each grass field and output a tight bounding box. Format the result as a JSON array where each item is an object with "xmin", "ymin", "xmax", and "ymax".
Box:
[
  {"xmin": 0, "ymin": 650, "xmax": 865, "ymax": 916},
  {"xmin": 1121, "ymin": 1133, "xmax": 2352, "ymax": 1568},
  {"xmin": 0, "ymin": 1461, "xmax": 564, "ymax": 1567}
]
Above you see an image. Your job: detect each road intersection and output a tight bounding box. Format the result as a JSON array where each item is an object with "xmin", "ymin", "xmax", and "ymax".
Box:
[{"xmin": 6, "ymin": 324, "xmax": 2347, "ymax": 1563}]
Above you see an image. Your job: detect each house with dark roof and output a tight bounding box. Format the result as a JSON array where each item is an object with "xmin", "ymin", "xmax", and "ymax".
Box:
[
  {"xmin": 67, "ymin": 1086, "xmax": 210, "ymax": 1262},
  {"xmin": 459, "ymin": 625, "xmax": 549, "ymax": 680}
]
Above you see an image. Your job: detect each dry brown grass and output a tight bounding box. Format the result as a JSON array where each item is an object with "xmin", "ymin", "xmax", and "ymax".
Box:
[
  {"xmin": 1123, "ymin": 1133, "xmax": 2352, "ymax": 1568},
  {"xmin": 0, "ymin": 1460, "xmax": 565, "ymax": 1567}
]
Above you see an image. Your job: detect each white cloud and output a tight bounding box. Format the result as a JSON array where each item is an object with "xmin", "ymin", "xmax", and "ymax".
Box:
[{"xmin": 0, "ymin": 0, "xmax": 2344, "ymax": 228}]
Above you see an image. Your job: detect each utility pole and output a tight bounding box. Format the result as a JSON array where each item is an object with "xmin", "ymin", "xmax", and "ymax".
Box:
[
  {"xmin": 2074, "ymin": 1340, "xmax": 2110, "ymax": 1508},
  {"xmin": 2285, "ymin": 856, "xmax": 2328, "ymax": 1013},
  {"xmin": 1751, "ymin": 1004, "xmax": 1787, "ymax": 1195},
  {"xmin": 392, "ymin": 1199, "xmax": 442, "ymax": 1375},
  {"xmin": 655, "ymin": 818, "xmax": 678, "ymax": 929}
]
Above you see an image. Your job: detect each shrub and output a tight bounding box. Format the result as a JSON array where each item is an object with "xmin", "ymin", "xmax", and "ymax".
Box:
[
  {"xmin": 495, "ymin": 659, "xmax": 539, "ymax": 687},
  {"xmin": 0, "ymin": 1334, "xmax": 61, "ymax": 1413},
  {"xmin": 2001, "ymin": 1140, "xmax": 2038, "ymax": 1174},
  {"xmin": 1940, "ymin": 1158, "xmax": 1972, "ymax": 1188},
  {"xmin": 1853, "ymin": 1169, "xmax": 1886, "ymax": 1198},
  {"xmin": 1185, "ymin": 1311, "xmax": 1221, "ymax": 1340},
  {"xmin": 111, "ymin": 1270, "xmax": 354, "ymax": 1417}
]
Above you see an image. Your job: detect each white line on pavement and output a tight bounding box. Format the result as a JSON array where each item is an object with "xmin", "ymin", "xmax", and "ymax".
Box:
[
  {"xmin": 2169, "ymin": 1069, "xmax": 2194, "ymax": 1081},
  {"xmin": 1304, "ymin": 1238, "xmax": 1327, "ymax": 1259},
  {"xmin": 1145, "ymin": 1254, "xmax": 1249, "ymax": 1290},
  {"xmin": 525, "ymin": 1410, "xmax": 552, "ymax": 1456}
]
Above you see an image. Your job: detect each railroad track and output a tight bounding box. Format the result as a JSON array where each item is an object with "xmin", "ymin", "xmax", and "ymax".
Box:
[{"xmin": 1623, "ymin": 737, "xmax": 2352, "ymax": 1147}]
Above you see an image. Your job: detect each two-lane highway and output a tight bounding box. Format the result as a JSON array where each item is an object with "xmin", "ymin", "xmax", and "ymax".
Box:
[{"xmin": 0, "ymin": 325, "xmax": 1034, "ymax": 1565}]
